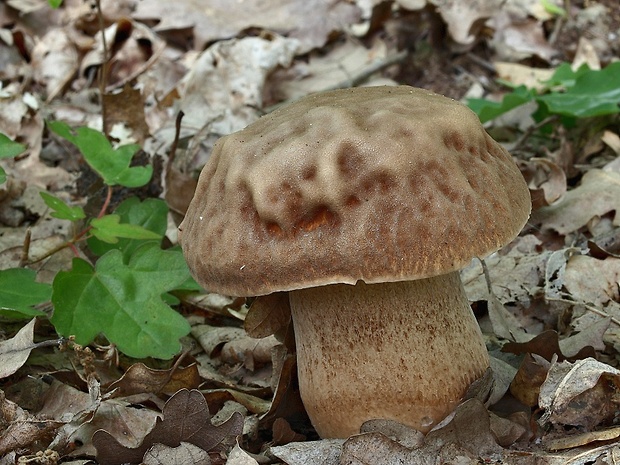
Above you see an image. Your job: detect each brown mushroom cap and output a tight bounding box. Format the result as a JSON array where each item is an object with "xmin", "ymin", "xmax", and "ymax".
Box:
[{"xmin": 179, "ymin": 86, "xmax": 531, "ymax": 296}]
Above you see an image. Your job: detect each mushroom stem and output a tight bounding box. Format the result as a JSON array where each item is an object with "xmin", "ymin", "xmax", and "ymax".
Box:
[{"xmin": 288, "ymin": 271, "xmax": 490, "ymax": 438}]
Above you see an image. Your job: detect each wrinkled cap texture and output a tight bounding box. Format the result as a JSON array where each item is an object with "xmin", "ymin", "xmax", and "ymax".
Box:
[{"xmin": 179, "ymin": 86, "xmax": 531, "ymax": 296}]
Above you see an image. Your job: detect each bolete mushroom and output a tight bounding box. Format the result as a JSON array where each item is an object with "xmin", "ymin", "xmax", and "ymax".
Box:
[{"xmin": 178, "ymin": 86, "xmax": 531, "ymax": 438}]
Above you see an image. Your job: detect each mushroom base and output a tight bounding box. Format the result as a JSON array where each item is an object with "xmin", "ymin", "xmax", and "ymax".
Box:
[{"xmin": 288, "ymin": 271, "xmax": 490, "ymax": 438}]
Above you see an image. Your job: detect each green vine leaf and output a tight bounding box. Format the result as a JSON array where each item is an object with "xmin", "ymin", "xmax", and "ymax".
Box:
[
  {"xmin": 51, "ymin": 244, "xmax": 192, "ymax": 359},
  {"xmin": 47, "ymin": 121, "xmax": 152, "ymax": 188},
  {"xmin": 40, "ymin": 192, "xmax": 86, "ymax": 221},
  {"xmin": 0, "ymin": 269, "xmax": 51, "ymax": 318},
  {"xmin": 90, "ymin": 214, "xmax": 162, "ymax": 244}
]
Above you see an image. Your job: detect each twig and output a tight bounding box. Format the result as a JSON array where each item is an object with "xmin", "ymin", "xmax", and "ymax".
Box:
[
  {"xmin": 545, "ymin": 295, "xmax": 620, "ymax": 328},
  {"xmin": 510, "ymin": 115, "xmax": 560, "ymax": 153},
  {"xmin": 19, "ymin": 227, "xmax": 31, "ymax": 267},
  {"xmin": 94, "ymin": 0, "xmax": 109, "ymax": 134}
]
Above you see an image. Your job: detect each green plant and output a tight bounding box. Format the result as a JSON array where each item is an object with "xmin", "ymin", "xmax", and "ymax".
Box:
[
  {"xmin": 0, "ymin": 123, "xmax": 198, "ymax": 359},
  {"xmin": 468, "ymin": 62, "xmax": 620, "ymax": 124},
  {"xmin": 0, "ymin": 134, "xmax": 26, "ymax": 184}
]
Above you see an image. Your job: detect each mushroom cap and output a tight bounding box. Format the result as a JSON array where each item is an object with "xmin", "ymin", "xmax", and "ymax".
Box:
[{"xmin": 179, "ymin": 86, "xmax": 531, "ymax": 296}]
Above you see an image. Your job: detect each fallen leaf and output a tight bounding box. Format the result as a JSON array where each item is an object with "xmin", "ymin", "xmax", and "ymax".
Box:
[
  {"xmin": 0, "ymin": 389, "xmax": 63, "ymax": 457},
  {"xmin": 502, "ymin": 330, "xmax": 596, "ymax": 362},
  {"xmin": 539, "ymin": 358, "xmax": 620, "ymax": 429},
  {"xmin": 272, "ymin": 418, "xmax": 306, "ymax": 446},
  {"xmin": 227, "ymin": 440, "xmax": 260, "ymax": 465},
  {"xmin": 30, "ymin": 27, "xmax": 78, "ymax": 102},
  {"xmin": 544, "ymin": 426, "xmax": 620, "ymax": 451},
  {"xmin": 133, "ymin": 0, "xmax": 361, "ymax": 53},
  {"xmin": 93, "ymin": 388, "xmax": 243, "ymax": 465},
  {"xmin": 270, "ymin": 438, "xmax": 343, "ymax": 465},
  {"xmin": 107, "ymin": 362, "xmax": 201, "ymax": 397},
  {"xmin": 533, "ymin": 169, "xmax": 620, "ymax": 234},
  {"xmin": 0, "ymin": 318, "xmax": 38, "ymax": 379},
  {"xmin": 244, "ymin": 292, "xmax": 291, "ymax": 339},
  {"xmin": 142, "ymin": 441, "xmax": 211, "ymax": 465}
]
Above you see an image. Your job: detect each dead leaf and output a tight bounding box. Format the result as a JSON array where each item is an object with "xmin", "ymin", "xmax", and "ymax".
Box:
[
  {"xmin": 503, "ymin": 330, "xmax": 597, "ymax": 362},
  {"xmin": 524, "ymin": 158, "xmax": 567, "ymax": 210},
  {"xmin": 359, "ymin": 419, "xmax": 424, "ymax": 449},
  {"xmin": 602, "ymin": 131, "xmax": 620, "ymax": 156},
  {"xmin": 0, "ymin": 389, "xmax": 63, "ymax": 457},
  {"xmin": 93, "ymin": 388, "xmax": 243, "ymax": 465},
  {"xmin": 272, "ymin": 418, "xmax": 306, "ymax": 446},
  {"xmin": 133, "ymin": 0, "xmax": 361, "ymax": 53},
  {"xmin": 220, "ymin": 335, "xmax": 280, "ymax": 370},
  {"xmin": 0, "ymin": 318, "xmax": 37, "ymax": 379},
  {"xmin": 192, "ymin": 325, "xmax": 246, "ymax": 357},
  {"xmin": 572, "ymin": 37, "xmax": 601, "ymax": 71},
  {"xmin": 544, "ymin": 426, "xmax": 620, "ymax": 451},
  {"xmin": 227, "ymin": 440, "xmax": 260, "ymax": 465},
  {"xmin": 340, "ymin": 432, "xmax": 413, "ymax": 465},
  {"xmin": 178, "ymin": 35, "xmax": 298, "ymax": 159},
  {"xmin": 490, "ymin": 11, "xmax": 557, "ymax": 61},
  {"xmin": 430, "ymin": 0, "xmax": 501, "ymax": 45},
  {"xmin": 533, "ymin": 170, "xmax": 620, "ymax": 234},
  {"xmin": 142, "ymin": 441, "xmax": 211, "ymax": 465},
  {"xmin": 244, "ymin": 293, "xmax": 291, "ymax": 339},
  {"xmin": 269, "ymin": 438, "xmax": 343, "ymax": 465},
  {"xmin": 564, "ymin": 255, "xmax": 620, "ymax": 307},
  {"xmin": 31, "ymin": 27, "xmax": 78, "ymax": 102},
  {"xmin": 107, "ymin": 362, "xmax": 201, "ymax": 397},
  {"xmin": 510, "ymin": 353, "xmax": 551, "ymax": 406},
  {"xmin": 539, "ymin": 358, "xmax": 620, "ymax": 429},
  {"xmin": 495, "ymin": 62, "xmax": 555, "ymax": 90}
]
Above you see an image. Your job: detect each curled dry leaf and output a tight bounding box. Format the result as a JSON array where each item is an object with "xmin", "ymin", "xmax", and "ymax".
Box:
[
  {"xmin": 510, "ymin": 353, "xmax": 551, "ymax": 407},
  {"xmin": 533, "ymin": 169, "xmax": 620, "ymax": 234},
  {"xmin": 80, "ymin": 18, "xmax": 166, "ymax": 92},
  {"xmin": 227, "ymin": 440, "xmax": 260, "ymax": 465},
  {"xmin": 523, "ymin": 158, "xmax": 567, "ymax": 210},
  {"xmin": 539, "ymin": 358, "xmax": 620, "ymax": 429},
  {"xmin": 544, "ymin": 426, "xmax": 620, "ymax": 452},
  {"xmin": 106, "ymin": 362, "xmax": 201, "ymax": 398},
  {"xmin": 0, "ymin": 318, "xmax": 37, "ymax": 379}
]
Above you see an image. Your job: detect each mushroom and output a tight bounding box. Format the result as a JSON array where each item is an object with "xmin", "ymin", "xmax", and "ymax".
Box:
[{"xmin": 178, "ymin": 86, "xmax": 531, "ymax": 438}]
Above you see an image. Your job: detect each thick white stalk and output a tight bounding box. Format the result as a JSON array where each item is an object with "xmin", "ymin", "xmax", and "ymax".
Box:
[{"xmin": 289, "ymin": 271, "xmax": 489, "ymax": 438}]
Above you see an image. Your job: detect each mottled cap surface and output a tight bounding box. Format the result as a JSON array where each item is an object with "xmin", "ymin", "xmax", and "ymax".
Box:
[{"xmin": 179, "ymin": 86, "xmax": 531, "ymax": 296}]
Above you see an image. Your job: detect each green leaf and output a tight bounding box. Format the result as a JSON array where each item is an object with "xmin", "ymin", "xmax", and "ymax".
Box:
[
  {"xmin": 90, "ymin": 214, "xmax": 162, "ymax": 244},
  {"xmin": 540, "ymin": 0, "xmax": 566, "ymax": 17},
  {"xmin": 537, "ymin": 62, "xmax": 620, "ymax": 118},
  {"xmin": 40, "ymin": 192, "xmax": 86, "ymax": 221},
  {"xmin": 0, "ymin": 133, "xmax": 27, "ymax": 158},
  {"xmin": 0, "ymin": 269, "xmax": 51, "ymax": 318},
  {"xmin": 51, "ymin": 244, "xmax": 192, "ymax": 359},
  {"xmin": 467, "ymin": 86, "xmax": 536, "ymax": 123},
  {"xmin": 47, "ymin": 121, "xmax": 152, "ymax": 188},
  {"xmin": 87, "ymin": 197, "xmax": 168, "ymax": 259},
  {"xmin": 0, "ymin": 133, "xmax": 27, "ymax": 185},
  {"xmin": 47, "ymin": 0, "xmax": 63, "ymax": 7}
]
